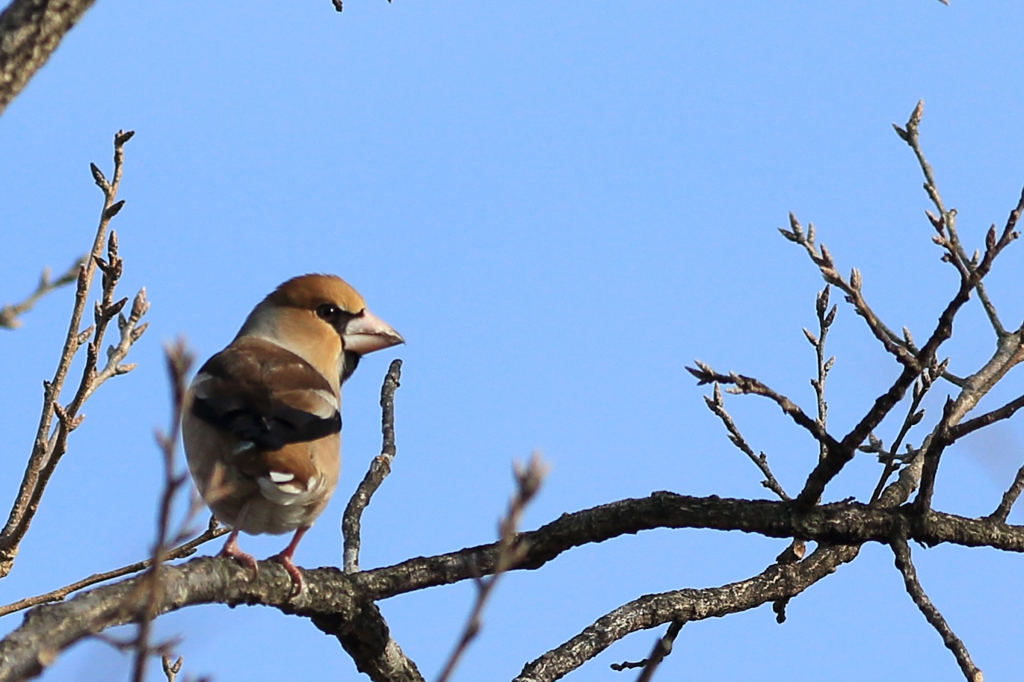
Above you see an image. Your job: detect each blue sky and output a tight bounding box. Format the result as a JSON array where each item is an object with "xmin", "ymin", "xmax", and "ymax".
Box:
[{"xmin": 2, "ymin": 1, "xmax": 1024, "ymax": 680}]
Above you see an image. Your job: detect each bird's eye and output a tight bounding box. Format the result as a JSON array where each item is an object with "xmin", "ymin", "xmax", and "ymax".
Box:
[{"xmin": 316, "ymin": 303, "xmax": 341, "ymax": 322}]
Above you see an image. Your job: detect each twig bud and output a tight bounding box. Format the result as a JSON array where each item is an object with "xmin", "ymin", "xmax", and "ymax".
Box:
[
  {"xmin": 89, "ymin": 163, "xmax": 110, "ymax": 191},
  {"xmin": 815, "ymin": 286, "xmax": 830, "ymax": 316},
  {"xmin": 823, "ymin": 305, "xmax": 837, "ymax": 328},
  {"xmin": 104, "ymin": 200, "xmax": 126, "ymax": 219},
  {"xmin": 819, "ymin": 244, "xmax": 834, "ymax": 269},
  {"xmin": 850, "ymin": 267, "xmax": 862, "ymax": 291},
  {"xmin": 902, "ymin": 326, "xmax": 915, "ymax": 346}
]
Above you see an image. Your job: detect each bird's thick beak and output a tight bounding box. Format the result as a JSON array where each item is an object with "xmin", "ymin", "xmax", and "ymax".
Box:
[{"xmin": 342, "ymin": 309, "xmax": 404, "ymax": 355}]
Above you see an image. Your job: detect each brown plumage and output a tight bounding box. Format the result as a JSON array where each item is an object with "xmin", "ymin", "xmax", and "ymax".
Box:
[{"xmin": 182, "ymin": 274, "xmax": 403, "ymax": 595}]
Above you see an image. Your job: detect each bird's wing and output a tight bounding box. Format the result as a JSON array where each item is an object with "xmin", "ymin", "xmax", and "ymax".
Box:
[{"xmin": 189, "ymin": 337, "xmax": 341, "ymax": 454}]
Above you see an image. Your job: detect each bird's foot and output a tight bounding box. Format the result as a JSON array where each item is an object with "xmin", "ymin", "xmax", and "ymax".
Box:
[
  {"xmin": 218, "ymin": 535, "xmax": 259, "ymax": 580},
  {"xmin": 269, "ymin": 552, "xmax": 304, "ymax": 597}
]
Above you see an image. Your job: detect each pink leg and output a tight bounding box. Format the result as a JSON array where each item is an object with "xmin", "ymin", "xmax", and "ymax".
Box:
[
  {"xmin": 217, "ymin": 503, "xmax": 258, "ymax": 580},
  {"xmin": 218, "ymin": 527, "xmax": 259, "ymax": 580},
  {"xmin": 270, "ymin": 526, "xmax": 309, "ymax": 597}
]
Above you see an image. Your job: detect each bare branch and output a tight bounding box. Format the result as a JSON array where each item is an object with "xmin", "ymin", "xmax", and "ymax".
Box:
[
  {"xmin": 330, "ymin": 359, "xmax": 424, "ymax": 682},
  {"xmin": 436, "ymin": 454, "xmax": 548, "ymax": 682},
  {"xmin": 686, "ymin": 361, "xmax": 840, "ymax": 454},
  {"xmin": 809, "ymin": 285, "xmax": 837, "ymax": 462},
  {"xmin": 0, "ymin": 258, "xmax": 85, "ymax": 330},
  {"xmin": 780, "ymin": 214, "xmax": 919, "ymax": 370},
  {"xmin": 312, "ymin": 601, "xmax": 426, "ymax": 682},
  {"xmin": 869, "ymin": 362, "xmax": 942, "ymax": 503},
  {"xmin": 949, "ymin": 393, "xmax": 1024, "ymax": 441},
  {"xmin": 0, "ymin": 130, "xmax": 141, "ymax": 579},
  {"xmin": 895, "ymin": 102, "xmax": 1020, "ymax": 337},
  {"xmin": 891, "ymin": 533, "xmax": 982, "ymax": 682},
  {"xmin": 129, "ymin": 340, "xmax": 194, "ymax": 682},
  {"xmin": 609, "ymin": 621, "xmax": 682, "ymax": 682},
  {"xmin": 702, "ymin": 383, "xmax": 789, "ymax": 500},
  {"xmin": 343, "ymin": 359, "xmax": 403, "ymax": 574},
  {"xmin": 0, "ymin": 518, "xmax": 226, "ymax": 618},
  {"xmin": 797, "ymin": 144, "xmax": 1007, "ymax": 508},
  {"xmin": 0, "ymin": 0, "xmax": 99, "ymax": 116},
  {"xmin": 514, "ymin": 544, "xmax": 861, "ymax": 682},
  {"xmin": 989, "ymin": 462, "xmax": 1024, "ymax": 524},
  {"xmin": 5, "ymin": 491, "xmax": 1024, "ymax": 680}
]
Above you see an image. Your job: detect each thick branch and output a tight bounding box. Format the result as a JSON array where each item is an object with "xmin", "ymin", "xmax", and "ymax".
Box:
[
  {"xmin": 514, "ymin": 543, "xmax": 860, "ymax": 682},
  {"xmin": 312, "ymin": 602, "xmax": 425, "ymax": 682},
  {"xmin": 0, "ymin": 0, "xmax": 97, "ymax": 115},
  {"xmin": 5, "ymin": 492, "xmax": 1024, "ymax": 679}
]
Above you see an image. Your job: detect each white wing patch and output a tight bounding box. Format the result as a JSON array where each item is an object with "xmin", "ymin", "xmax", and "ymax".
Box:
[{"xmin": 257, "ymin": 470, "xmax": 308, "ymax": 502}]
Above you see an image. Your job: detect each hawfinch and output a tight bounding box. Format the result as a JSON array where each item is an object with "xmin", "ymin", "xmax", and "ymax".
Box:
[{"xmin": 182, "ymin": 274, "xmax": 403, "ymax": 595}]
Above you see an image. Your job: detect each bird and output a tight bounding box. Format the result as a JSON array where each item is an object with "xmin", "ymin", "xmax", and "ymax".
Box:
[{"xmin": 181, "ymin": 274, "xmax": 403, "ymax": 595}]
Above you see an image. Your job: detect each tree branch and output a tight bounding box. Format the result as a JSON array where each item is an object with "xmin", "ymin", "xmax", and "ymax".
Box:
[
  {"xmin": 513, "ymin": 543, "xmax": 861, "ymax": 682},
  {"xmin": 701, "ymin": 383, "xmax": 789, "ymax": 500},
  {"xmin": 0, "ymin": 130, "xmax": 143, "ymax": 579},
  {"xmin": 891, "ymin": 533, "xmax": 982, "ymax": 682},
  {"xmin": 5, "ymin": 490, "xmax": 1024, "ymax": 679},
  {"xmin": 330, "ymin": 359, "xmax": 424, "ymax": 682},
  {"xmin": 0, "ymin": 257, "xmax": 85, "ymax": 330},
  {"xmin": 0, "ymin": 519, "xmax": 227, "ymax": 619},
  {"xmin": 343, "ymin": 359, "xmax": 403, "ymax": 574},
  {"xmin": 0, "ymin": 0, "xmax": 98, "ymax": 116}
]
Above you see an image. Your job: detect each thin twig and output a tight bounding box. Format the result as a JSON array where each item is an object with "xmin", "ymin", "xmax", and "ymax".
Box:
[
  {"xmin": 687, "ymin": 361, "xmax": 840, "ymax": 453},
  {"xmin": 342, "ymin": 359, "xmax": 402, "ymax": 574},
  {"xmin": 608, "ymin": 621, "xmax": 684, "ymax": 681},
  {"xmin": 890, "ymin": 532, "xmax": 982, "ymax": 682},
  {"xmin": 0, "ymin": 518, "xmax": 225, "ymax": 618},
  {"xmin": 0, "ymin": 130, "xmax": 141, "ymax": 579},
  {"xmin": 702, "ymin": 384, "xmax": 789, "ymax": 500},
  {"xmin": 0, "ymin": 257, "xmax": 85, "ymax": 330},
  {"xmin": 806, "ymin": 285, "xmax": 837, "ymax": 462},
  {"xmin": 896, "ymin": 103, "xmax": 1023, "ymax": 338},
  {"xmin": 129, "ymin": 340, "xmax": 194, "ymax": 682},
  {"xmin": 949, "ymin": 393, "xmax": 1024, "ymax": 441},
  {"xmin": 160, "ymin": 654, "xmax": 182, "ymax": 682},
  {"xmin": 780, "ymin": 215, "xmax": 919, "ymax": 370},
  {"xmin": 435, "ymin": 454, "xmax": 548, "ymax": 682},
  {"xmin": 989, "ymin": 462, "xmax": 1024, "ymax": 523},
  {"xmin": 633, "ymin": 621, "xmax": 683, "ymax": 682},
  {"xmin": 868, "ymin": 362, "xmax": 943, "ymax": 503}
]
